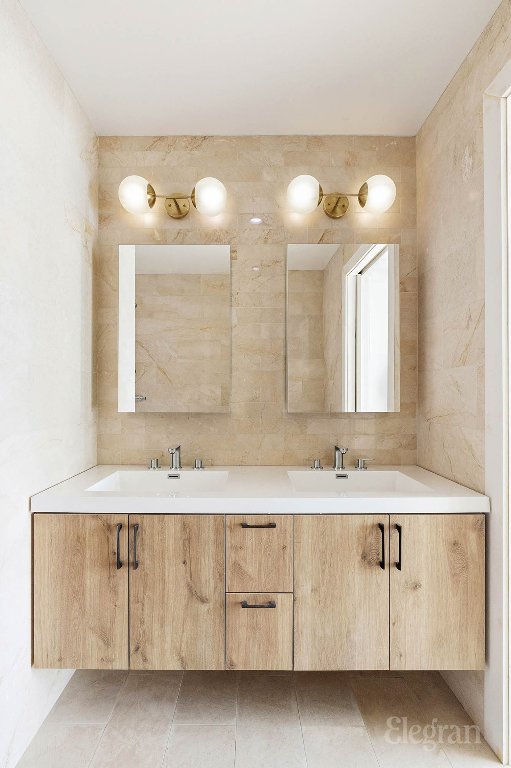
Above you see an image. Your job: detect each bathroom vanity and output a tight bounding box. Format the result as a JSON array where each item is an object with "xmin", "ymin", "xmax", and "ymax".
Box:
[{"xmin": 31, "ymin": 466, "xmax": 487, "ymax": 673}]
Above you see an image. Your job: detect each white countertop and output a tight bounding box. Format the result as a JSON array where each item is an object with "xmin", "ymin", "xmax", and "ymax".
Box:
[{"xmin": 30, "ymin": 465, "xmax": 490, "ymax": 514}]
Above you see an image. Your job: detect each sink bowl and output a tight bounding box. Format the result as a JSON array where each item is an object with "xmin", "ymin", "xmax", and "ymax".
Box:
[
  {"xmin": 86, "ymin": 469, "xmax": 229, "ymax": 495},
  {"xmin": 287, "ymin": 470, "xmax": 430, "ymax": 494}
]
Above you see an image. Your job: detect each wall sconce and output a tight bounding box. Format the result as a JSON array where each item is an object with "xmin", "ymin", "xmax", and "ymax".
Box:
[
  {"xmin": 118, "ymin": 175, "xmax": 227, "ymax": 219},
  {"xmin": 287, "ymin": 174, "xmax": 396, "ymax": 218}
]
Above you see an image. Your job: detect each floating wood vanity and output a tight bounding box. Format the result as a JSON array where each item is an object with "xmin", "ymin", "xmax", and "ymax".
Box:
[{"xmin": 32, "ymin": 499, "xmax": 485, "ymax": 672}]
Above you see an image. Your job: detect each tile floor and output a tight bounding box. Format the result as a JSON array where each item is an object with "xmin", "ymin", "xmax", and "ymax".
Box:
[{"xmin": 17, "ymin": 671, "xmax": 501, "ymax": 767}]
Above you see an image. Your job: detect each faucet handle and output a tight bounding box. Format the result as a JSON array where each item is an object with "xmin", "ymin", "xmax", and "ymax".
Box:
[
  {"xmin": 355, "ymin": 458, "xmax": 369, "ymax": 471},
  {"xmin": 311, "ymin": 458, "xmax": 323, "ymax": 470}
]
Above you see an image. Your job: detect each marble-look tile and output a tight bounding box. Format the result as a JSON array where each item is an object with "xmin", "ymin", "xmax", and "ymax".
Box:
[
  {"xmin": 302, "ymin": 725, "xmax": 379, "ymax": 768},
  {"xmin": 16, "ymin": 724, "xmax": 103, "ymax": 768},
  {"xmin": 173, "ymin": 671, "xmax": 238, "ymax": 725},
  {"xmin": 294, "ymin": 672, "xmax": 364, "ymax": 726},
  {"xmin": 163, "ymin": 724, "xmax": 235, "ymax": 768},
  {"xmin": 237, "ymin": 673, "xmax": 299, "ymax": 726},
  {"xmin": 97, "ymin": 135, "xmax": 418, "ymax": 467},
  {"xmin": 235, "ymin": 725, "xmax": 307, "ymax": 768},
  {"xmin": 89, "ymin": 672, "xmax": 182, "ymax": 768},
  {"xmin": 45, "ymin": 670, "xmax": 127, "ymax": 725}
]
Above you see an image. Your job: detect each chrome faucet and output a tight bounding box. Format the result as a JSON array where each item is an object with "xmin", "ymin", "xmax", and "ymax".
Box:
[
  {"xmin": 334, "ymin": 446, "xmax": 348, "ymax": 471},
  {"xmin": 168, "ymin": 445, "xmax": 182, "ymax": 470}
]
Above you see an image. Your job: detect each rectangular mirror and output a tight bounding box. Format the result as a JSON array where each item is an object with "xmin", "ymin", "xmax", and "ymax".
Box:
[
  {"xmin": 286, "ymin": 244, "xmax": 400, "ymax": 413},
  {"xmin": 118, "ymin": 244, "xmax": 231, "ymax": 413}
]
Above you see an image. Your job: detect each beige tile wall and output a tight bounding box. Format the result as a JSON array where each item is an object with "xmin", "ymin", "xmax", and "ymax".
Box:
[
  {"xmin": 416, "ymin": 0, "xmax": 511, "ymax": 493},
  {"xmin": 97, "ymin": 135, "xmax": 417, "ymax": 467}
]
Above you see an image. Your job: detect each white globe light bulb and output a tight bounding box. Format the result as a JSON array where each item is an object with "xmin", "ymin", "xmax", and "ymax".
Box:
[
  {"xmin": 361, "ymin": 175, "xmax": 396, "ymax": 213},
  {"xmin": 287, "ymin": 175, "xmax": 321, "ymax": 214},
  {"xmin": 118, "ymin": 175, "xmax": 154, "ymax": 215},
  {"xmin": 193, "ymin": 177, "xmax": 227, "ymax": 216}
]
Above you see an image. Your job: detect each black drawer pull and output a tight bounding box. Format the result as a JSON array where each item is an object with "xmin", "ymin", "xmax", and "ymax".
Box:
[
  {"xmin": 241, "ymin": 522, "xmax": 277, "ymax": 529},
  {"xmin": 116, "ymin": 523, "xmax": 123, "ymax": 569},
  {"xmin": 395, "ymin": 523, "xmax": 402, "ymax": 570},
  {"xmin": 241, "ymin": 600, "xmax": 277, "ymax": 609},
  {"xmin": 133, "ymin": 523, "xmax": 139, "ymax": 570},
  {"xmin": 378, "ymin": 523, "xmax": 385, "ymax": 570}
]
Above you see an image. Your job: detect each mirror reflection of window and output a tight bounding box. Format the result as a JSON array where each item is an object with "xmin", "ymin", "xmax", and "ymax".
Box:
[
  {"xmin": 356, "ymin": 246, "xmax": 390, "ymax": 411},
  {"xmin": 285, "ymin": 243, "xmax": 399, "ymax": 414}
]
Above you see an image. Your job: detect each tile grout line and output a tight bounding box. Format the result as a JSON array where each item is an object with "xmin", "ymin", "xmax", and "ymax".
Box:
[
  {"xmin": 159, "ymin": 670, "xmax": 185, "ymax": 768},
  {"xmin": 293, "ymin": 676, "xmax": 310, "ymax": 768},
  {"xmin": 85, "ymin": 671, "xmax": 130, "ymax": 768},
  {"xmin": 346, "ymin": 675, "xmax": 383, "ymax": 768},
  {"xmin": 233, "ymin": 671, "xmax": 240, "ymax": 767}
]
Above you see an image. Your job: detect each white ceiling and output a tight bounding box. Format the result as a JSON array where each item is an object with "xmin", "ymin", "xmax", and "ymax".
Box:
[{"xmin": 20, "ymin": 0, "xmax": 501, "ymax": 136}]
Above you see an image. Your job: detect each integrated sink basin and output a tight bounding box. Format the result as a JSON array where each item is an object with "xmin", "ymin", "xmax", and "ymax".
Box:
[
  {"xmin": 30, "ymin": 464, "xmax": 490, "ymax": 514},
  {"xmin": 287, "ymin": 469, "xmax": 430, "ymax": 494},
  {"xmin": 87, "ymin": 469, "xmax": 229, "ymax": 495}
]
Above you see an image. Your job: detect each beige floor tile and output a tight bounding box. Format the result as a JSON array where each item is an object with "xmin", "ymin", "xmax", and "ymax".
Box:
[
  {"xmin": 237, "ymin": 673, "xmax": 299, "ymax": 725},
  {"xmin": 174, "ymin": 671, "xmax": 238, "ymax": 725},
  {"xmin": 294, "ymin": 672, "xmax": 364, "ymax": 726},
  {"xmin": 443, "ymin": 739, "xmax": 502, "ymax": 766},
  {"xmin": 89, "ymin": 671, "xmax": 183, "ymax": 768},
  {"xmin": 163, "ymin": 724, "xmax": 235, "ymax": 768},
  {"xmin": 404, "ymin": 672, "xmax": 474, "ymax": 727},
  {"xmin": 350, "ymin": 675, "xmax": 454, "ymax": 767},
  {"xmin": 235, "ymin": 724, "xmax": 307, "ymax": 768},
  {"xmin": 302, "ymin": 725, "xmax": 379, "ymax": 768},
  {"xmin": 16, "ymin": 724, "xmax": 103, "ymax": 768},
  {"xmin": 46, "ymin": 670, "xmax": 128, "ymax": 725}
]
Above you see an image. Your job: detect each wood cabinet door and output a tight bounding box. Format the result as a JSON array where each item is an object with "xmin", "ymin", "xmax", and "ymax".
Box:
[
  {"xmin": 129, "ymin": 514, "xmax": 225, "ymax": 670},
  {"xmin": 390, "ymin": 514, "xmax": 485, "ymax": 670},
  {"xmin": 226, "ymin": 593, "xmax": 293, "ymax": 670},
  {"xmin": 33, "ymin": 513, "xmax": 129, "ymax": 669},
  {"xmin": 294, "ymin": 515, "xmax": 389, "ymax": 670},
  {"xmin": 226, "ymin": 514, "xmax": 293, "ymax": 592}
]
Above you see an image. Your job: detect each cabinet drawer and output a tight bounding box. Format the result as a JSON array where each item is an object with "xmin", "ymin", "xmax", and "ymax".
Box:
[
  {"xmin": 226, "ymin": 593, "xmax": 293, "ymax": 670},
  {"xmin": 226, "ymin": 514, "xmax": 293, "ymax": 592}
]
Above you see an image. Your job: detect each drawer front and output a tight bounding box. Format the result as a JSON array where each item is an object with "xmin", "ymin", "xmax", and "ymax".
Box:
[
  {"xmin": 226, "ymin": 593, "xmax": 293, "ymax": 670},
  {"xmin": 226, "ymin": 514, "xmax": 293, "ymax": 592}
]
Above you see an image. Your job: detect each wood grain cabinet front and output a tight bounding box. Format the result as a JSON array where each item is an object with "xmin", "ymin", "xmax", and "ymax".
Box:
[
  {"xmin": 226, "ymin": 592, "xmax": 293, "ymax": 670},
  {"xmin": 33, "ymin": 513, "xmax": 129, "ymax": 669},
  {"xmin": 226, "ymin": 514, "xmax": 293, "ymax": 592},
  {"xmin": 129, "ymin": 514, "xmax": 225, "ymax": 670},
  {"xmin": 294, "ymin": 515, "xmax": 390, "ymax": 671},
  {"xmin": 389, "ymin": 514, "xmax": 485, "ymax": 670}
]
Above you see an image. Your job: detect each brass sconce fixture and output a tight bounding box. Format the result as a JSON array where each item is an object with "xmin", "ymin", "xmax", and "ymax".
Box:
[
  {"xmin": 118, "ymin": 175, "xmax": 227, "ymax": 219},
  {"xmin": 287, "ymin": 174, "xmax": 396, "ymax": 218}
]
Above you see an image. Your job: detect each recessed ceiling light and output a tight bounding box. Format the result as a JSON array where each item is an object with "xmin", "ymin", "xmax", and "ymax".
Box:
[{"xmin": 250, "ymin": 216, "xmax": 263, "ymax": 224}]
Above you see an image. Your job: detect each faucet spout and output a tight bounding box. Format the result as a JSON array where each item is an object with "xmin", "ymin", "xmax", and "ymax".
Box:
[
  {"xmin": 334, "ymin": 445, "xmax": 348, "ymax": 471},
  {"xmin": 168, "ymin": 445, "xmax": 182, "ymax": 470}
]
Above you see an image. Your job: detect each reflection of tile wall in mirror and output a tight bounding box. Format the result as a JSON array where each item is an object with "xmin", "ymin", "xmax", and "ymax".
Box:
[{"xmin": 120, "ymin": 244, "xmax": 231, "ymax": 413}]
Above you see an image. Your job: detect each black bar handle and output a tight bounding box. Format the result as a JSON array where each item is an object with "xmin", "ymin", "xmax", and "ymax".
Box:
[
  {"xmin": 241, "ymin": 522, "xmax": 277, "ymax": 529},
  {"xmin": 378, "ymin": 523, "xmax": 385, "ymax": 570},
  {"xmin": 116, "ymin": 523, "xmax": 122, "ymax": 569},
  {"xmin": 133, "ymin": 523, "xmax": 139, "ymax": 570},
  {"xmin": 241, "ymin": 600, "xmax": 277, "ymax": 609},
  {"xmin": 395, "ymin": 523, "xmax": 402, "ymax": 571}
]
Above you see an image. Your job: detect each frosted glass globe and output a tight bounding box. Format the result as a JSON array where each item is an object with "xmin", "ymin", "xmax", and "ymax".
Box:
[
  {"xmin": 362, "ymin": 175, "xmax": 396, "ymax": 213},
  {"xmin": 118, "ymin": 175, "xmax": 153, "ymax": 214},
  {"xmin": 287, "ymin": 175, "xmax": 320, "ymax": 214},
  {"xmin": 193, "ymin": 177, "xmax": 227, "ymax": 216}
]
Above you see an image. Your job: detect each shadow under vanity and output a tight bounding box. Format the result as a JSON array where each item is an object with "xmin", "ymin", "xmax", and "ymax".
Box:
[{"xmin": 31, "ymin": 242, "xmax": 488, "ymax": 674}]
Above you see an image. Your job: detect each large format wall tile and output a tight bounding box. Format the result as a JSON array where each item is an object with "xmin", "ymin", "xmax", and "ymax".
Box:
[{"xmin": 97, "ymin": 135, "xmax": 417, "ymax": 466}]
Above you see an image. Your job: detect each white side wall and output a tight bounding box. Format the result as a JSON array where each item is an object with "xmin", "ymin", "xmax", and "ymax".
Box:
[{"xmin": 0, "ymin": 0, "xmax": 98, "ymax": 764}]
